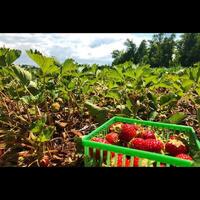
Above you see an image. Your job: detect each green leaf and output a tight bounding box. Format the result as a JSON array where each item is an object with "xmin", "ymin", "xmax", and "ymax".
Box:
[
  {"xmin": 85, "ymin": 101, "xmax": 108, "ymax": 123},
  {"xmin": 197, "ymin": 108, "xmax": 200, "ymax": 126},
  {"xmin": 5, "ymin": 49, "xmax": 21, "ymax": 66},
  {"xmin": 196, "ymin": 67, "xmax": 200, "ymax": 83},
  {"xmin": 164, "ymin": 112, "xmax": 187, "ymax": 124},
  {"xmin": 26, "ymin": 49, "xmax": 59, "ymax": 75},
  {"xmin": 0, "ymin": 48, "xmax": 21, "ymax": 66},
  {"xmin": 107, "ymin": 69, "xmax": 123, "ymax": 81},
  {"xmin": 160, "ymin": 93, "xmax": 177, "ymax": 105},
  {"xmin": 62, "ymin": 59, "xmax": 77, "ymax": 74},
  {"xmin": 68, "ymin": 79, "xmax": 76, "ymax": 90},
  {"xmin": 144, "ymin": 76, "xmax": 158, "ymax": 85},
  {"xmin": 27, "ymin": 81, "xmax": 39, "ymax": 95},
  {"xmin": 12, "ymin": 65, "xmax": 32, "ymax": 86},
  {"xmin": 30, "ymin": 118, "xmax": 46, "ymax": 133},
  {"xmin": 196, "ymin": 87, "xmax": 200, "ymax": 96},
  {"xmin": 126, "ymin": 99, "xmax": 133, "ymax": 112},
  {"xmin": 37, "ymin": 126, "xmax": 55, "ymax": 142},
  {"xmin": 148, "ymin": 111, "xmax": 158, "ymax": 121},
  {"xmin": 106, "ymin": 90, "xmax": 120, "ymax": 101},
  {"xmin": 180, "ymin": 79, "xmax": 194, "ymax": 92}
]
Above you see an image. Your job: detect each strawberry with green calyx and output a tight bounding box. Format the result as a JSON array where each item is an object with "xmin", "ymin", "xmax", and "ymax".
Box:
[
  {"xmin": 105, "ymin": 132, "xmax": 119, "ymax": 144},
  {"xmin": 109, "ymin": 122, "xmax": 124, "ymax": 133},
  {"xmin": 165, "ymin": 139, "xmax": 188, "ymax": 156}
]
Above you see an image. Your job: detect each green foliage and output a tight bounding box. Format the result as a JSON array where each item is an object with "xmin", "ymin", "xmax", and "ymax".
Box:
[
  {"xmin": 0, "ymin": 47, "xmax": 21, "ymax": 66},
  {"xmin": 26, "ymin": 49, "xmax": 60, "ymax": 75},
  {"xmin": 12, "ymin": 65, "xmax": 32, "ymax": 86},
  {"xmin": 164, "ymin": 112, "xmax": 187, "ymax": 124}
]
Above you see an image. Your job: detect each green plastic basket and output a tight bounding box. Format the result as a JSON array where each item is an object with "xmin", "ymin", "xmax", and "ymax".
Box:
[{"xmin": 82, "ymin": 116, "xmax": 200, "ymax": 167}]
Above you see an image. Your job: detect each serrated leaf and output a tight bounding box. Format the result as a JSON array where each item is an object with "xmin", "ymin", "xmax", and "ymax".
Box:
[
  {"xmin": 30, "ymin": 118, "xmax": 46, "ymax": 133},
  {"xmin": 37, "ymin": 126, "xmax": 54, "ymax": 142},
  {"xmin": 180, "ymin": 79, "xmax": 194, "ymax": 92},
  {"xmin": 106, "ymin": 90, "xmax": 120, "ymax": 101},
  {"xmin": 107, "ymin": 69, "xmax": 123, "ymax": 81},
  {"xmin": 5, "ymin": 49, "xmax": 21, "ymax": 66},
  {"xmin": 0, "ymin": 48, "xmax": 21, "ymax": 66},
  {"xmin": 197, "ymin": 108, "xmax": 200, "ymax": 126},
  {"xmin": 164, "ymin": 112, "xmax": 187, "ymax": 124},
  {"xmin": 26, "ymin": 49, "xmax": 59, "ymax": 75},
  {"xmin": 85, "ymin": 101, "xmax": 108, "ymax": 123},
  {"xmin": 160, "ymin": 93, "xmax": 177, "ymax": 105},
  {"xmin": 62, "ymin": 59, "xmax": 77, "ymax": 74},
  {"xmin": 12, "ymin": 65, "xmax": 32, "ymax": 86}
]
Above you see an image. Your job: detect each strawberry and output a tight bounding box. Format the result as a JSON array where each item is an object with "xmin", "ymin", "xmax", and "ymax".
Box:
[
  {"xmin": 91, "ymin": 137, "xmax": 109, "ymax": 143},
  {"xmin": 109, "ymin": 122, "xmax": 123, "ymax": 133},
  {"xmin": 110, "ymin": 154, "xmax": 130, "ymax": 167},
  {"xmin": 130, "ymin": 138, "xmax": 145, "ymax": 150},
  {"xmin": 165, "ymin": 139, "xmax": 188, "ymax": 156},
  {"xmin": 140, "ymin": 130, "xmax": 156, "ymax": 139},
  {"xmin": 176, "ymin": 154, "xmax": 192, "ymax": 161},
  {"xmin": 133, "ymin": 157, "xmax": 139, "ymax": 167},
  {"xmin": 116, "ymin": 154, "xmax": 130, "ymax": 167},
  {"xmin": 131, "ymin": 138, "xmax": 164, "ymax": 153},
  {"xmin": 105, "ymin": 132, "xmax": 119, "ymax": 144},
  {"xmin": 90, "ymin": 137, "xmax": 110, "ymax": 160},
  {"xmin": 120, "ymin": 123, "xmax": 138, "ymax": 142}
]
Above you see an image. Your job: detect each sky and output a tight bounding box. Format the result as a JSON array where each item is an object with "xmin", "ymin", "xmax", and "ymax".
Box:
[{"xmin": 0, "ymin": 33, "xmax": 181, "ymax": 66}]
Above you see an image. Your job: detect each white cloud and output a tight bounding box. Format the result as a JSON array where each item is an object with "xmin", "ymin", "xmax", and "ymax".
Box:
[{"xmin": 0, "ymin": 33, "xmax": 180, "ymax": 65}]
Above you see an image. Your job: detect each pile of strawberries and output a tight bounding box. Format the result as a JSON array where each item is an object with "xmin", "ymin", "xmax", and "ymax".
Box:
[{"xmin": 89, "ymin": 122, "xmax": 193, "ymax": 167}]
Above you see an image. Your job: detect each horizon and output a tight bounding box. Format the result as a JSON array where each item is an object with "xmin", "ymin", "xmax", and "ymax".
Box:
[{"xmin": 0, "ymin": 33, "xmax": 181, "ymax": 66}]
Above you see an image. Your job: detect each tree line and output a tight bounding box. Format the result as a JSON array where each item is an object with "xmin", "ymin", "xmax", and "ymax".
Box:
[{"xmin": 111, "ymin": 33, "xmax": 200, "ymax": 68}]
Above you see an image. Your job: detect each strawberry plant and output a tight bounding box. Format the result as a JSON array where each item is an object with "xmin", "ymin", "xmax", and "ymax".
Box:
[{"xmin": 0, "ymin": 46, "xmax": 200, "ymax": 167}]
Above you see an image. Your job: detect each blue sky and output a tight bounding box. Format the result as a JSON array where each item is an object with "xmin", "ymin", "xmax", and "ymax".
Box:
[{"xmin": 0, "ymin": 33, "xmax": 181, "ymax": 66}]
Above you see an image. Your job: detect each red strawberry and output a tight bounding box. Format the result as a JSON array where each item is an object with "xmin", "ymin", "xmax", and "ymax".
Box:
[
  {"xmin": 109, "ymin": 122, "xmax": 123, "ymax": 133},
  {"xmin": 131, "ymin": 138, "xmax": 164, "ymax": 153},
  {"xmin": 130, "ymin": 138, "xmax": 145, "ymax": 150},
  {"xmin": 105, "ymin": 132, "xmax": 119, "ymax": 144},
  {"xmin": 176, "ymin": 154, "xmax": 192, "ymax": 161},
  {"xmin": 120, "ymin": 123, "xmax": 138, "ymax": 142},
  {"xmin": 133, "ymin": 157, "xmax": 139, "ymax": 167},
  {"xmin": 90, "ymin": 137, "xmax": 110, "ymax": 160},
  {"xmin": 165, "ymin": 139, "xmax": 188, "ymax": 156},
  {"xmin": 112, "ymin": 154, "xmax": 130, "ymax": 167},
  {"xmin": 140, "ymin": 130, "xmax": 156, "ymax": 139}
]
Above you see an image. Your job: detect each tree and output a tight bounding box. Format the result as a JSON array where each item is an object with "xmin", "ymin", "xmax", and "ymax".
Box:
[
  {"xmin": 147, "ymin": 33, "xmax": 176, "ymax": 67},
  {"xmin": 134, "ymin": 40, "xmax": 148, "ymax": 64},
  {"xmin": 112, "ymin": 39, "xmax": 137, "ymax": 65},
  {"xmin": 177, "ymin": 33, "xmax": 200, "ymax": 67}
]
